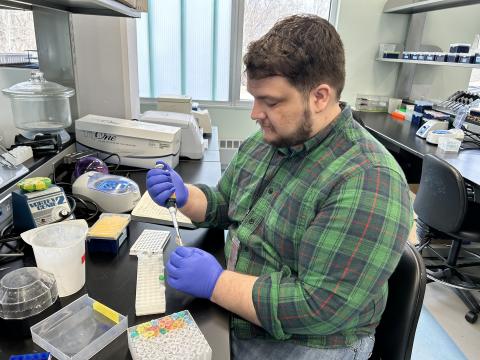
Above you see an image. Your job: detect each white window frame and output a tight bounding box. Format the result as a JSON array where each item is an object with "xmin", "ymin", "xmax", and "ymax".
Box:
[{"xmin": 141, "ymin": 0, "xmax": 340, "ymax": 109}]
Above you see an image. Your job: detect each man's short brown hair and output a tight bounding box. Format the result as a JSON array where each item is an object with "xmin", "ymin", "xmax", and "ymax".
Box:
[{"xmin": 244, "ymin": 14, "xmax": 345, "ymax": 100}]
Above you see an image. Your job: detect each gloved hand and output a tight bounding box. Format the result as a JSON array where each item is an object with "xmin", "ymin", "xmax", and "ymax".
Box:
[
  {"xmin": 166, "ymin": 246, "xmax": 224, "ymax": 299},
  {"xmin": 146, "ymin": 160, "xmax": 189, "ymax": 207}
]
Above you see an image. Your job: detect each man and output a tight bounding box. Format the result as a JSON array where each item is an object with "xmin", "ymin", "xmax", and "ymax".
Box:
[{"xmin": 147, "ymin": 14, "xmax": 413, "ymax": 360}]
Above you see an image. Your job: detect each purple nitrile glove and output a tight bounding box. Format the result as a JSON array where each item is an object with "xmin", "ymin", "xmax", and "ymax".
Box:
[
  {"xmin": 166, "ymin": 246, "xmax": 224, "ymax": 299},
  {"xmin": 146, "ymin": 160, "xmax": 189, "ymax": 208}
]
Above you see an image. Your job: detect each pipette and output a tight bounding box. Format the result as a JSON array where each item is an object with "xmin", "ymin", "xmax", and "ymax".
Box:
[{"xmin": 155, "ymin": 163, "xmax": 184, "ymax": 246}]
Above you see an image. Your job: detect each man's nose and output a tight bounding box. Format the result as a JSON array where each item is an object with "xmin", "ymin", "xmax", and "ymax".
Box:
[{"xmin": 251, "ymin": 100, "xmax": 266, "ymax": 121}]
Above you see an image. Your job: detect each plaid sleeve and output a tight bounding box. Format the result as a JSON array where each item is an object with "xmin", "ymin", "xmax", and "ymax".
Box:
[
  {"xmin": 192, "ymin": 152, "xmax": 238, "ymax": 229},
  {"xmin": 252, "ymin": 166, "xmax": 413, "ymax": 339}
]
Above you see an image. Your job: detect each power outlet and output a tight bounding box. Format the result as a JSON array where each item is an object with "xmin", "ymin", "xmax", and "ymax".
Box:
[{"xmin": 0, "ymin": 193, "xmax": 13, "ymax": 232}]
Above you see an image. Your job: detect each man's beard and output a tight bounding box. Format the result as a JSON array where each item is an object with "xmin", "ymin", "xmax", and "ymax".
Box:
[{"xmin": 261, "ymin": 108, "xmax": 313, "ymax": 148}]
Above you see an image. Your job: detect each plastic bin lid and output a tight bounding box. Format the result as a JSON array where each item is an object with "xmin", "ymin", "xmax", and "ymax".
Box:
[{"xmin": 0, "ymin": 267, "xmax": 58, "ymax": 320}]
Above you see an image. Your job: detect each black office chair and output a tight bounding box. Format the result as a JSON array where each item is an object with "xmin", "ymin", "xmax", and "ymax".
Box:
[
  {"xmin": 413, "ymin": 154, "xmax": 480, "ymax": 323},
  {"xmin": 371, "ymin": 242, "xmax": 426, "ymax": 360}
]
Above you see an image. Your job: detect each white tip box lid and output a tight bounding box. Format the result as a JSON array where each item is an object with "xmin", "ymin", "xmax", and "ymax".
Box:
[{"xmin": 75, "ymin": 114, "xmax": 181, "ymax": 143}]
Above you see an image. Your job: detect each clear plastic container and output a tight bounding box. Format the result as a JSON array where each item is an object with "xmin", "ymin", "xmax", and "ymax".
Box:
[
  {"xmin": 20, "ymin": 220, "xmax": 88, "ymax": 297},
  {"xmin": 2, "ymin": 71, "xmax": 75, "ymax": 132},
  {"xmin": 438, "ymin": 137, "xmax": 461, "ymax": 153},
  {"xmin": 355, "ymin": 94, "xmax": 389, "ymax": 112},
  {"xmin": 0, "ymin": 267, "xmax": 58, "ymax": 320},
  {"xmin": 31, "ymin": 294, "xmax": 128, "ymax": 360}
]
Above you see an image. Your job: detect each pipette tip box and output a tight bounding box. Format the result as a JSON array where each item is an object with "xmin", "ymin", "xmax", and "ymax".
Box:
[
  {"xmin": 87, "ymin": 213, "xmax": 131, "ymax": 254},
  {"xmin": 9, "ymin": 353, "xmax": 51, "ymax": 360},
  {"xmin": 127, "ymin": 310, "xmax": 212, "ymax": 360}
]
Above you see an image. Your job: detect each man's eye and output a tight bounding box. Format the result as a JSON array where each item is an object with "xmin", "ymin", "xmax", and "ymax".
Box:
[{"xmin": 265, "ymin": 101, "xmax": 278, "ymax": 107}]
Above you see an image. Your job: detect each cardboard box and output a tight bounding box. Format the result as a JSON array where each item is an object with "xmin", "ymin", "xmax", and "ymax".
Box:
[
  {"xmin": 136, "ymin": 0, "xmax": 148, "ymax": 12},
  {"xmin": 116, "ymin": 0, "xmax": 136, "ymax": 9}
]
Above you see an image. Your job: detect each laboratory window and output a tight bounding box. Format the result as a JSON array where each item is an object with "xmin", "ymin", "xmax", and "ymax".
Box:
[
  {"xmin": 136, "ymin": 0, "xmax": 338, "ymax": 104},
  {"xmin": 0, "ymin": 9, "xmax": 38, "ymax": 68}
]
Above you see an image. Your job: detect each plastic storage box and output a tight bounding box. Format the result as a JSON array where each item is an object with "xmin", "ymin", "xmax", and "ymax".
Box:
[
  {"xmin": 355, "ymin": 94, "xmax": 388, "ymax": 112},
  {"xmin": 30, "ymin": 294, "xmax": 127, "ymax": 360},
  {"xmin": 438, "ymin": 137, "xmax": 461, "ymax": 153}
]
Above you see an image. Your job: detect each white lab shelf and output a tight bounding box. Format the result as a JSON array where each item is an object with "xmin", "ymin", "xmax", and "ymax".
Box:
[
  {"xmin": 377, "ymin": 58, "xmax": 480, "ymax": 69},
  {"xmin": 383, "ymin": 0, "xmax": 480, "ymax": 14},
  {"xmin": 0, "ymin": 0, "xmax": 141, "ymax": 17}
]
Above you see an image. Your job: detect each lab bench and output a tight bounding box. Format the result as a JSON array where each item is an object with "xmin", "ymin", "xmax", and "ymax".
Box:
[
  {"xmin": 0, "ymin": 128, "xmax": 230, "ymax": 360},
  {"xmin": 357, "ymin": 111, "xmax": 480, "ymax": 199}
]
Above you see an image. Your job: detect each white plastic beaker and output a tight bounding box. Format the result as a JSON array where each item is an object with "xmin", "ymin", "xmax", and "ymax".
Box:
[{"xmin": 21, "ymin": 220, "xmax": 88, "ymax": 297}]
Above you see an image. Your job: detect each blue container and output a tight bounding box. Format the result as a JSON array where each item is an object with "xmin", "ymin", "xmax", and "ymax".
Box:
[
  {"xmin": 449, "ymin": 43, "xmax": 470, "ymax": 53},
  {"xmin": 435, "ymin": 53, "xmax": 447, "ymax": 62},
  {"xmin": 475, "ymin": 53, "xmax": 480, "ymax": 64},
  {"xmin": 458, "ymin": 54, "xmax": 475, "ymax": 64},
  {"xmin": 446, "ymin": 53, "xmax": 459, "ymax": 63},
  {"xmin": 412, "ymin": 112, "xmax": 423, "ymax": 126},
  {"xmin": 383, "ymin": 52, "xmax": 400, "ymax": 59},
  {"xmin": 414, "ymin": 102, "xmax": 433, "ymax": 114},
  {"xmin": 426, "ymin": 54, "xmax": 435, "ymax": 61}
]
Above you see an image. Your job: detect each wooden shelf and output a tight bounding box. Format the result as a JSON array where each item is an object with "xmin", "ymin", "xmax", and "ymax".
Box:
[
  {"xmin": 0, "ymin": 0, "xmax": 141, "ymax": 17},
  {"xmin": 377, "ymin": 58, "xmax": 480, "ymax": 68},
  {"xmin": 384, "ymin": 0, "xmax": 480, "ymax": 14}
]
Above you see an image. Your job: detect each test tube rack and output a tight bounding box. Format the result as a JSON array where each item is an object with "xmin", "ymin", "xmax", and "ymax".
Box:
[{"xmin": 127, "ymin": 310, "xmax": 212, "ymax": 360}]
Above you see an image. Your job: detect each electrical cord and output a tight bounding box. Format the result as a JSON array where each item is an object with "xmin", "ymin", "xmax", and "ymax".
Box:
[{"xmin": 103, "ymin": 153, "xmax": 121, "ymax": 172}]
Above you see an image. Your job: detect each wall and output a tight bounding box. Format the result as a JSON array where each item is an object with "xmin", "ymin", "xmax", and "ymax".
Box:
[
  {"xmin": 71, "ymin": 14, "xmax": 140, "ymax": 119},
  {"xmin": 200, "ymin": 0, "xmax": 409, "ymax": 143},
  {"xmin": 0, "ymin": 68, "xmax": 32, "ymax": 147},
  {"xmin": 412, "ymin": 4, "xmax": 480, "ymax": 100},
  {"xmin": 337, "ymin": 0, "xmax": 408, "ymax": 105}
]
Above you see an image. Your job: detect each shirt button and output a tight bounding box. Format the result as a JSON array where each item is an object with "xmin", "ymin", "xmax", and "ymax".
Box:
[
  {"xmin": 268, "ymin": 188, "xmax": 273, "ymax": 194},
  {"xmin": 248, "ymin": 218, "xmax": 255, "ymax": 224}
]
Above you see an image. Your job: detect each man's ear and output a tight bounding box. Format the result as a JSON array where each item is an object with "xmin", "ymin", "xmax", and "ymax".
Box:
[{"xmin": 310, "ymin": 84, "xmax": 334, "ymax": 113}]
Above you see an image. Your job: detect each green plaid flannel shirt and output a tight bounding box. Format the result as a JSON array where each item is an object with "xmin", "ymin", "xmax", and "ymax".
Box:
[{"xmin": 194, "ymin": 104, "xmax": 413, "ymax": 348}]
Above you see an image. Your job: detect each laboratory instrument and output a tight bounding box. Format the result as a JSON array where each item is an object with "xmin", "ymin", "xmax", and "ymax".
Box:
[
  {"xmin": 87, "ymin": 213, "xmax": 131, "ymax": 254},
  {"xmin": 426, "ymin": 128, "xmax": 464, "ymax": 144},
  {"xmin": 140, "ymin": 110, "xmax": 206, "ymax": 159},
  {"xmin": 72, "ymin": 171, "xmax": 141, "ymax": 213},
  {"xmin": 30, "ymin": 294, "xmax": 127, "ymax": 360},
  {"xmin": 75, "ymin": 114, "xmax": 181, "ymax": 169},
  {"xmin": 12, "ymin": 184, "xmax": 73, "ymax": 232},
  {"xmin": 192, "ymin": 108, "xmax": 213, "ymax": 134},
  {"xmin": 156, "ymin": 94, "xmax": 213, "ymax": 134},
  {"xmin": 127, "ymin": 310, "xmax": 212, "ymax": 360},
  {"xmin": 0, "ymin": 267, "xmax": 59, "ymax": 339},
  {"xmin": 156, "ymin": 94, "xmax": 192, "ymax": 114},
  {"xmin": 72, "ymin": 156, "xmax": 108, "ymax": 180},
  {"xmin": 155, "ymin": 163, "xmax": 183, "ymax": 246},
  {"xmin": 21, "ymin": 220, "xmax": 88, "ymax": 297},
  {"xmin": 2, "ymin": 71, "xmax": 75, "ymax": 145},
  {"xmin": 416, "ymin": 120, "xmax": 449, "ymax": 139}
]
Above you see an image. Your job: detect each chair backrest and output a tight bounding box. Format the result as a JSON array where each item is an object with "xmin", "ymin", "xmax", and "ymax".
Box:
[
  {"xmin": 414, "ymin": 154, "xmax": 467, "ymax": 233},
  {"xmin": 371, "ymin": 242, "xmax": 427, "ymax": 360}
]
